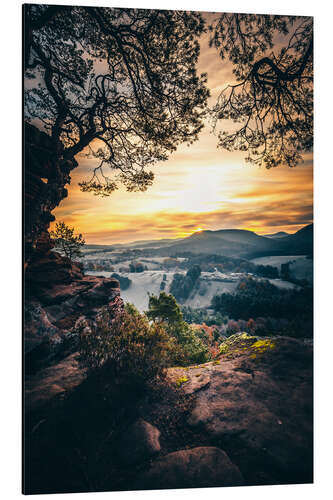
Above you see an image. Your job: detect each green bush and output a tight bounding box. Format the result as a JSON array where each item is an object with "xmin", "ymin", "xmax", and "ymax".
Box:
[
  {"xmin": 146, "ymin": 292, "xmax": 210, "ymax": 366},
  {"xmin": 78, "ymin": 304, "xmax": 176, "ymax": 389}
]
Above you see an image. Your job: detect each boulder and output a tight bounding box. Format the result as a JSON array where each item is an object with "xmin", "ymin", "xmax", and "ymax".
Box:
[
  {"xmin": 116, "ymin": 419, "xmax": 161, "ymax": 465},
  {"xmin": 170, "ymin": 337, "xmax": 313, "ymax": 485},
  {"xmin": 25, "ymin": 353, "xmax": 87, "ymax": 413},
  {"xmin": 137, "ymin": 447, "xmax": 243, "ymax": 489}
]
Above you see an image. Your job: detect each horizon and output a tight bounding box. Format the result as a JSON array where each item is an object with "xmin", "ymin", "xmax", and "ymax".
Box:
[{"xmin": 84, "ymin": 222, "xmax": 312, "ymax": 247}]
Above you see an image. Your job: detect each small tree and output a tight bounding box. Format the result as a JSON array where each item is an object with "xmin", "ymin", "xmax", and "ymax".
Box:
[
  {"xmin": 147, "ymin": 292, "xmax": 183, "ymax": 325},
  {"xmin": 147, "ymin": 292, "xmax": 210, "ymax": 365},
  {"xmin": 50, "ymin": 221, "xmax": 85, "ymax": 260}
]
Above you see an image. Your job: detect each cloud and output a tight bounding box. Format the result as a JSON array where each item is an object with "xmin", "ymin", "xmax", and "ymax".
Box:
[{"xmin": 50, "ymin": 21, "xmax": 313, "ymax": 245}]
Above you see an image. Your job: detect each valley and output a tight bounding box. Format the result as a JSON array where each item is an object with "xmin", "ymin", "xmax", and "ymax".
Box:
[{"xmin": 82, "ymin": 224, "xmax": 313, "ymax": 312}]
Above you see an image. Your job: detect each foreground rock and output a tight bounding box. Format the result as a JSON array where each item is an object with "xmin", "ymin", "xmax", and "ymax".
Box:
[
  {"xmin": 168, "ymin": 335, "xmax": 313, "ymax": 485},
  {"xmin": 24, "ymin": 334, "xmax": 312, "ymax": 493},
  {"xmin": 136, "ymin": 447, "xmax": 244, "ymax": 490},
  {"xmin": 25, "ymin": 353, "xmax": 87, "ymax": 412},
  {"xmin": 116, "ymin": 419, "xmax": 161, "ymax": 465}
]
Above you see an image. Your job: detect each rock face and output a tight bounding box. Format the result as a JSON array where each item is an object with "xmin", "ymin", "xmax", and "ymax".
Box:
[
  {"xmin": 137, "ymin": 447, "xmax": 244, "ymax": 490},
  {"xmin": 116, "ymin": 419, "xmax": 161, "ymax": 465},
  {"xmin": 168, "ymin": 335, "xmax": 313, "ymax": 485},
  {"xmin": 24, "ymin": 253, "xmax": 123, "ymax": 376},
  {"xmin": 25, "ymin": 353, "xmax": 87, "ymax": 412},
  {"xmin": 24, "ymin": 122, "xmax": 77, "ymax": 262},
  {"xmin": 23, "ymin": 121, "xmax": 124, "ymax": 405}
]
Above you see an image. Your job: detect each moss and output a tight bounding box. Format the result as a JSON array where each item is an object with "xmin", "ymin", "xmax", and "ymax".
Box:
[
  {"xmin": 219, "ymin": 344, "xmax": 229, "ymax": 354},
  {"xmin": 251, "ymin": 339, "xmax": 276, "ymax": 353},
  {"xmin": 176, "ymin": 376, "xmax": 189, "ymax": 387}
]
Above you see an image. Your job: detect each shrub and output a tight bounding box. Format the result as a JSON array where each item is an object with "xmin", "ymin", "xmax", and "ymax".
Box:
[
  {"xmin": 173, "ymin": 324, "xmax": 210, "ymax": 365},
  {"xmin": 78, "ymin": 304, "xmax": 176, "ymax": 389},
  {"xmin": 146, "ymin": 292, "xmax": 210, "ymax": 365},
  {"xmin": 129, "ymin": 261, "xmax": 145, "ymax": 273}
]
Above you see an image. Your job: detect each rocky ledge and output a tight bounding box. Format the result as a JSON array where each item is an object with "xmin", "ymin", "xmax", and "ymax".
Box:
[
  {"xmin": 24, "ymin": 334, "xmax": 312, "ymax": 493},
  {"xmin": 24, "ymin": 249, "xmax": 123, "ymax": 374}
]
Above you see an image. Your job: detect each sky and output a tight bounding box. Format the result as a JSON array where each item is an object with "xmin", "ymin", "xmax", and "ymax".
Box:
[{"xmin": 51, "ymin": 15, "xmax": 313, "ymax": 245}]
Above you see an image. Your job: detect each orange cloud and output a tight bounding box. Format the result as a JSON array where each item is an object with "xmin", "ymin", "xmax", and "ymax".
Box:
[{"xmin": 51, "ymin": 21, "xmax": 313, "ymax": 245}]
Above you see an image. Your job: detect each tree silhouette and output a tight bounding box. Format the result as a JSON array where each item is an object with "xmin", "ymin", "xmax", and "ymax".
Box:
[
  {"xmin": 209, "ymin": 14, "xmax": 313, "ymax": 168},
  {"xmin": 50, "ymin": 221, "xmax": 85, "ymax": 260},
  {"xmin": 24, "ymin": 5, "xmax": 209, "ymax": 195}
]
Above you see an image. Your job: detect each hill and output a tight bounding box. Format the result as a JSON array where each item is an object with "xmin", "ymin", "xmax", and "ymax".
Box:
[
  {"xmin": 264, "ymin": 231, "xmax": 290, "ymax": 239},
  {"xmin": 83, "ymin": 224, "xmax": 313, "ymax": 260},
  {"xmin": 154, "ymin": 225, "xmax": 313, "ymax": 259}
]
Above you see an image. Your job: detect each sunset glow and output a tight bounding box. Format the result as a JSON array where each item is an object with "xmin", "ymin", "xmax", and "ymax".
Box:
[{"xmin": 51, "ymin": 22, "xmax": 313, "ymax": 245}]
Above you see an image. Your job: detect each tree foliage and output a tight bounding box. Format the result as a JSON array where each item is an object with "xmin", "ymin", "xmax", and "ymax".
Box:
[
  {"xmin": 24, "ymin": 5, "xmax": 209, "ymax": 195},
  {"xmin": 169, "ymin": 265, "xmax": 201, "ymax": 302},
  {"xmin": 147, "ymin": 291, "xmax": 183, "ymax": 325},
  {"xmin": 211, "ymin": 276, "xmax": 313, "ymax": 321},
  {"xmin": 147, "ymin": 292, "xmax": 210, "ymax": 364},
  {"xmin": 50, "ymin": 221, "xmax": 85, "ymax": 260},
  {"xmin": 209, "ymin": 14, "xmax": 313, "ymax": 167}
]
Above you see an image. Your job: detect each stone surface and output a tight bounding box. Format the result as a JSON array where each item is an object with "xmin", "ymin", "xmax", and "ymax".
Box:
[
  {"xmin": 137, "ymin": 446, "xmax": 244, "ymax": 490},
  {"xmin": 24, "ymin": 122, "xmax": 77, "ymax": 262},
  {"xmin": 116, "ymin": 419, "xmax": 161, "ymax": 465},
  {"xmin": 168, "ymin": 336, "xmax": 313, "ymax": 484},
  {"xmin": 24, "ymin": 248, "xmax": 123, "ymax": 375},
  {"xmin": 25, "ymin": 353, "xmax": 87, "ymax": 412}
]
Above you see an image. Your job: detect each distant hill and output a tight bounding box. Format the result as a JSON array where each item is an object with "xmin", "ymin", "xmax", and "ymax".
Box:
[
  {"xmin": 84, "ymin": 224, "xmax": 313, "ymax": 259},
  {"xmin": 154, "ymin": 224, "xmax": 313, "ymax": 259},
  {"xmin": 117, "ymin": 237, "xmax": 183, "ymax": 249},
  {"xmin": 264, "ymin": 231, "xmax": 290, "ymax": 239},
  {"xmin": 274, "ymin": 224, "xmax": 313, "ymax": 257},
  {"xmin": 156, "ymin": 229, "xmax": 275, "ymax": 258}
]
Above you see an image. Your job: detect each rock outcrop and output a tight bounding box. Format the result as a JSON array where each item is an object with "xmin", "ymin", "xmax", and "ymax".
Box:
[
  {"xmin": 136, "ymin": 447, "xmax": 244, "ymax": 490},
  {"xmin": 116, "ymin": 419, "xmax": 161, "ymax": 465},
  {"xmin": 24, "ymin": 334, "xmax": 312, "ymax": 494},
  {"xmin": 168, "ymin": 335, "xmax": 313, "ymax": 486},
  {"xmin": 24, "ymin": 122, "xmax": 77, "ymax": 263},
  {"xmin": 24, "ymin": 250, "xmax": 123, "ymax": 375},
  {"xmin": 23, "ymin": 121, "xmax": 124, "ymax": 403}
]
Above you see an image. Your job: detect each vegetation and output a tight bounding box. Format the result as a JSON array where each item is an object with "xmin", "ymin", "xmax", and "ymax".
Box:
[
  {"xmin": 50, "ymin": 221, "xmax": 85, "ymax": 260},
  {"xmin": 218, "ymin": 333, "xmax": 276, "ymax": 357},
  {"xmin": 255, "ymin": 265, "xmax": 279, "ymax": 279},
  {"xmin": 78, "ymin": 304, "xmax": 176, "ymax": 389},
  {"xmin": 181, "ymin": 306, "xmax": 226, "ymax": 326},
  {"xmin": 170, "ymin": 265, "xmax": 201, "ymax": 302},
  {"xmin": 176, "ymin": 376, "xmax": 189, "ymax": 387},
  {"xmin": 129, "ymin": 261, "xmax": 146, "ymax": 273},
  {"xmin": 176, "ymin": 252, "xmax": 279, "ymax": 277},
  {"xmin": 147, "ymin": 292, "xmax": 210, "ymax": 365},
  {"xmin": 211, "ymin": 277, "xmax": 313, "ymax": 338},
  {"xmin": 212, "ymin": 276, "xmax": 312, "ymax": 320},
  {"xmin": 147, "ymin": 292, "xmax": 183, "ymax": 325},
  {"xmin": 110, "ymin": 273, "xmax": 131, "ymax": 291},
  {"xmin": 24, "ymin": 5, "xmax": 209, "ymax": 195},
  {"xmin": 210, "ymin": 14, "xmax": 313, "ymax": 168}
]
